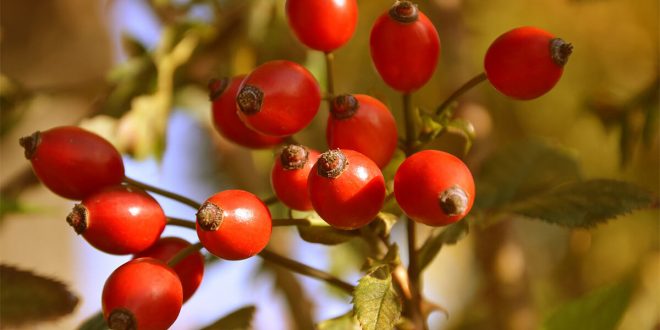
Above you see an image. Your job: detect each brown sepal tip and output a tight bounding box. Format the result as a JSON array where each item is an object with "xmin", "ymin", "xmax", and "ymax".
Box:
[
  {"xmin": 550, "ymin": 38, "xmax": 573, "ymax": 67},
  {"xmin": 197, "ymin": 201, "xmax": 224, "ymax": 231},
  {"xmin": 317, "ymin": 149, "xmax": 348, "ymax": 179},
  {"xmin": 330, "ymin": 94, "xmax": 359, "ymax": 119},
  {"xmin": 280, "ymin": 145, "xmax": 309, "ymax": 170},
  {"xmin": 236, "ymin": 84, "xmax": 264, "ymax": 115},
  {"xmin": 438, "ymin": 185, "xmax": 469, "ymax": 216},
  {"xmin": 19, "ymin": 131, "xmax": 42, "ymax": 160},
  {"xmin": 107, "ymin": 308, "xmax": 137, "ymax": 330},
  {"xmin": 208, "ymin": 78, "xmax": 230, "ymax": 101},
  {"xmin": 66, "ymin": 204, "xmax": 88, "ymax": 235},
  {"xmin": 389, "ymin": 1, "xmax": 419, "ymax": 23}
]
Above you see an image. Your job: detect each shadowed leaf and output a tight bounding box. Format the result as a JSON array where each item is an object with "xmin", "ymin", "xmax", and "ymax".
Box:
[
  {"xmin": 0, "ymin": 264, "xmax": 79, "ymax": 326},
  {"xmin": 317, "ymin": 311, "xmax": 361, "ymax": 330},
  {"xmin": 200, "ymin": 305, "xmax": 256, "ymax": 330},
  {"xmin": 298, "ymin": 225, "xmax": 358, "ymax": 245},
  {"xmin": 508, "ymin": 179, "xmax": 656, "ymax": 228},
  {"xmin": 542, "ymin": 278, "xmax": 634, "ymax": 330},
  {"xmin": 77, "ymin": 311, "xmax": 107, "ymax": 330},
  {"xmin": 418, "ymin": 220, "xmax": 469, "ymax": 270}
]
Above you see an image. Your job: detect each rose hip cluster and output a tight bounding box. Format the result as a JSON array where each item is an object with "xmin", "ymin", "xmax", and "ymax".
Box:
[{"xmin": 20, "ymin": 0, "xmax": 571, "ymax": 329}]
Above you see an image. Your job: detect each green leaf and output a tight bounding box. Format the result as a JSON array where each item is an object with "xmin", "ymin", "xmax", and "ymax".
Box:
[
  {"xmin": 316, "ymin": 311, "xmax": 361, "ymax": 330},
  {"xmin": 353, "ymin": 266, "xmax": 402, "ymax": 330},
  {"xmin": 297, "ymin": 225, "xmax": 358, "ymax": 245},
  {"xmin": 78, "ymin": 311, "xmax": 107, "ymax": 330},
  {"xmin": 200, "ymin": 305, "xmax": 256, "ymax": 330},
  {"xmin": 417, "ymin": 220, "xmax": 470, "ymax": 271},
  {"xmin": 0, "ymin": 264, "xmax": 79, "ymax": 326},
  {"xmin": 541, "ymin": 278, "xmax": 634, "ymax": 330},
  {"xmin": 507, "ymin": 179, "xmax": 656, "ymax": 228},
  {"xmin": 475, "ymin": 139, "xmax": 581, "ymax": 211}
]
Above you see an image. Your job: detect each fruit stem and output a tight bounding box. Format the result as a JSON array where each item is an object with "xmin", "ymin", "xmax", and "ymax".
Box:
[
  {"xmin": 259, "ymin": 249, "xmax": 355, "ymax": 294},
  {"xmin": 435, "ymin": 72, "xmax": 487, "ymax": 116},
  {"xmin": 166, "ymin": 217, "xmax": 196, "ymax": 230},
  {"xmin": 124, "ymin": 176, "xmax": 201, "ymax": 209},
  {"xmin": 167, "ymin": 242, "xmax": 204, "ymax": 268},
  {"xmin": 401, "ymin": 92, "xmax": 428, "ymax": 330},
  {"xmin": 325, "ymin": 52, "xmax": 335, "ymax": 99}
]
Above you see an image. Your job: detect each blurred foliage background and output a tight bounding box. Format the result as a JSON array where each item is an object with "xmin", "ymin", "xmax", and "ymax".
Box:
[{"xmin": 0, "ymin": 0, "xmax": 658, "ymax": 329}]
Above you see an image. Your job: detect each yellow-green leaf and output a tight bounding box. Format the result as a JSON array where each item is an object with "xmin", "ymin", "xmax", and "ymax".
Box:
[{"xmin": 352, "ymin": 266, "xmax": 402, "ymax": 330}]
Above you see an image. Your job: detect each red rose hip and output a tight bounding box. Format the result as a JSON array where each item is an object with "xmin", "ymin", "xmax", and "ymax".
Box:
[
  {"xmin": 308, "ymin": 149, "xmax": 386, "ymax": 229},
  {"xmin": 394, "ymin": 150, "xmax": 475, "ymax": 226},
  {"xmin": 19, "ymin": 126, "xmax": 125, "ymax": 200},
  {"xmin": 102, "ymin": 258, "xmax": 183, "ymax": 330},
  {"xmin": 484, "ymin": 26, "xmax": 573, "ymax": 100},
  {"xmin": 66, "ymin": 185, "xmax": 166, "ymax": 255},
  {"xmin": 327, "ymin": 94, "xmax": 398, "ymax": 168},
  {"xmin": 196, "ymin": 190, "xmax": 272, "ymax": 260},
  {"xmin": 134, "ymin": 237, "xmax": 205, "ymax": 302},
  {"xmin": 236, "ymin": 60, "xmax": 321, "ymax": 136},
  {"xmin": 370, "ymin": 1, "xmax": 440, "ymax": 92},
  {"xmin": 285, "ymin": 0, "xmax": 358, "ymax": 52},
  {"xmin": 210, "ymin": 77, "xmax": 284, "ymax": 148},
  {"xmin": 270, "ymin": 145, "xmax": 320, "ymax": 211}
]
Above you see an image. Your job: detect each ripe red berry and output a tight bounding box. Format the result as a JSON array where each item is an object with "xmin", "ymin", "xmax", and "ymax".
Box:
[
  {"xmin": 270, "ymin": 145, "xmax": 320, "ymax": 211},
  {"xmin": 394, "ymin": 150, "xmax": 475, "ymax": 226},
  {"xmin": 209, "ymin": 76, "xmax": 284, "ymax": 148},
  {"xmin": 370, "ymin": 1, "xmax": 440, "ymax": 92},
  {"xmin": 285, "ymin": 0, "xmax": 358, "ymax": 52},
  {"xmin": 308, "ymin": 149, "xmax": 386, "ymax": 229},
  {"xmin": 327, "ymin": 94, "xmax": 398, "ymax": 168},
  {"xmin": 484, "ymin": 26, "xmax": 573, "ymax": 100},
  {"xmin": 102, "ymin": 258, "xmax": 183, "ymax": 330},
  {"xmin": 196, "ymin": 190, "xmax": 272, "ymax": 260},
  {"xmin": 66, "ymin": 185, "xmax": 166, "ymax": 255},
  {"xmin": 236, "ymin": 60, "xmax": 321, "ymax": 136},
  {"xmin": 134, "ymin": 237, "xmax": 204, "ymax": 302},
  {"xmin": 19, "ymin": 126, "xmax": 125, "ymax": 200}
]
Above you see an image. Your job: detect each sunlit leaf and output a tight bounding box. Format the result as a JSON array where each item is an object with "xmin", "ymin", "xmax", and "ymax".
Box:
[
  {"xmin": 542, "ymin": 278, "xmax": 634, "ymax": 330},
  {"xmin": 0, "ymin": 264, "xmax": 79, "ymax": 326},
  {"xmin": 353, "ymin": 266, "xmax": 402, "ymax": 330},
  {"xmin": 507, "ymin": 179, "xmax": 656, "ymax": 228},
  {"xmin": 200, "ymin": 305, "xmax": 256, "ymax": 330},
  {"xmin": 317, "ymin": 311, "xmax": 361, "ymax": 330},
  {"xmin": 418, "ymin": 220, "xmax": 469, "ymax": 271}
]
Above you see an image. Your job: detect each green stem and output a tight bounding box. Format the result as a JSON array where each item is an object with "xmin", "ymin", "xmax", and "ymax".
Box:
[
  {"xmin": 168, "ymin": 242, "xmax": 204, "ymax": 267},
  {"xmin": 403, "ymin": 92, "xmax": 416, "ymax": 156},
  {"xmin": 325, "ymin": 52, "xmax": 335, "ymax": 99},
  {"xmin": 401, "ymin": 92, "xmax": 427, "ymax": 330},
  {"xmin": 259, "ymin": 249, "xmax": 354, "ymax": 294},
  {"xmin": 167, "ymin": 217, "xmax": 196, "ymax": 230},
  {"xmin": 435, "ymin": 72, "xmax": 487, "ymax": 116},
  {"xmin": 124, "ymin": 176, "xmax": 201, "ymax": 209}
]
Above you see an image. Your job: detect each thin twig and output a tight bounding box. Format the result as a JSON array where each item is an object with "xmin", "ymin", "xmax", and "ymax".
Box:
[
  {"xmin": 435, "ymin": 72, "xmax": 487, "ymax": 116},
  {"xmin": 259, "ymin": 249, "xmax": 354, "ymax": 294},
  {"xmin": 167, "ymin": 217, "xmax": 196, "ymax": 230},
  {"xmin": 124, "ymin": 176, "xmax": 201, "ymax": 209},
  {"xmin": 167, "ymin": 242, "xmax": 204, "ymax": 267}
]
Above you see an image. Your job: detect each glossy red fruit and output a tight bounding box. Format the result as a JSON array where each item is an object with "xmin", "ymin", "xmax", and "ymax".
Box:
[
  {"xmin": 484, "ymin": 26, "xmax": 573, "ymax": 100},
  {"xmin": 271, "ymin": 145, "xmax": 320, "ymax": 211},
  {"xmin": 196, "ymin": 190, "xmax": 272, "ymax": 260},
  {"xmin": 308, "ymin": 149, "xmax": 386, "ymax": 229},
  {"xmin": 285, "ymin": 0, "xmax": 358, "ymax": 52},
  {"xmin": 370, "ymin": 1, "xmax": 440, "ymax": 92},
  {"xmin": 209, "ymin": 76, "xmax": 284, "ymax": 148},
  {"xmin": 102, "ymin": 258, "xmax": 183, "ymax": 330},
  {"xmin": 394, "ymin": 150, "xmax": 475, "ymax": 226},
  {"xmin": 134, "ymin": 237, "xmax": 204, "ymax": 302},
  {"xmin": 236, "ymin": 60, "xmax": 321, "ymax": 136},
  {"xmin": 19, "ymin": 126, "xmax": 125, "ymax": 200},
  {"xmin": 66, "ymin": 185, "xmax": 166, "ymax": 255},
  {"xmin": 327, "ymin": 94, "xmax": 398, "ymax": 168}
]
